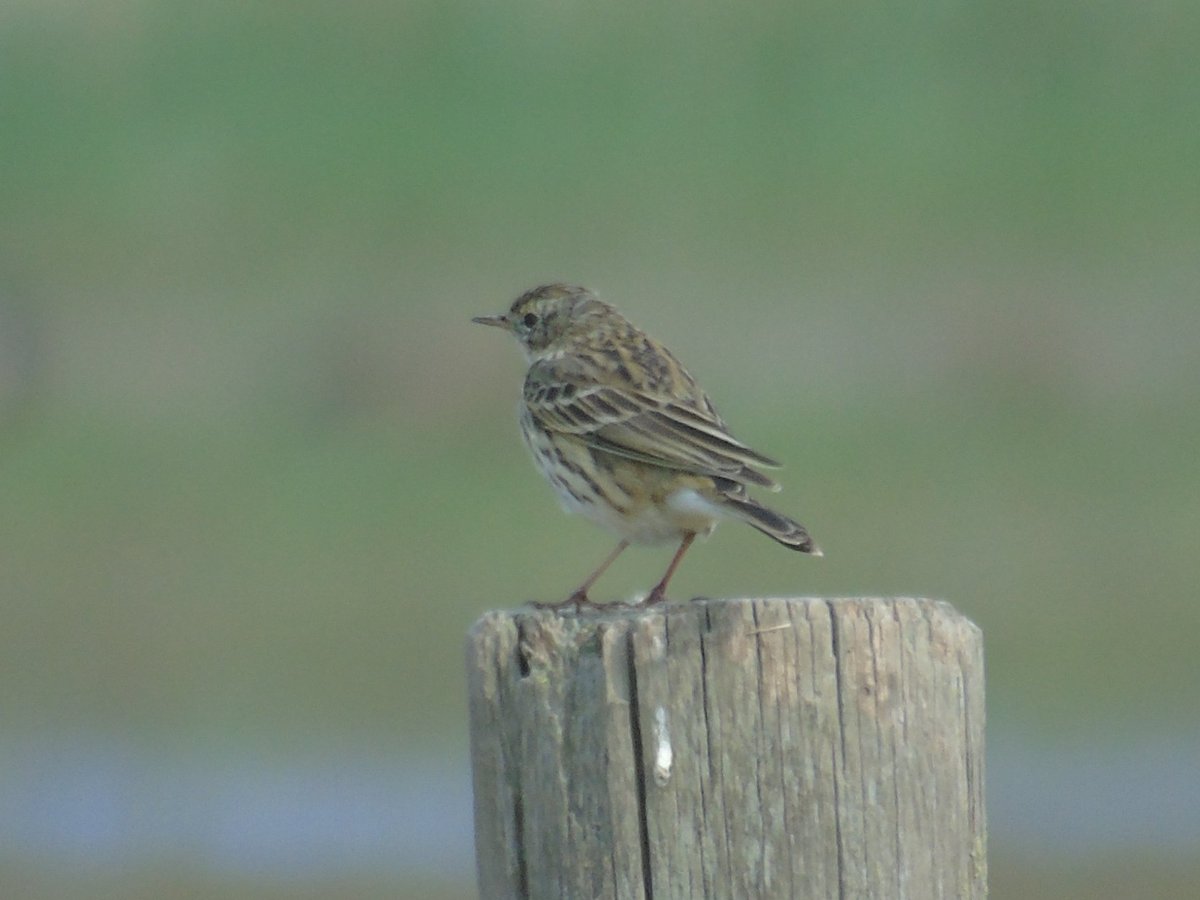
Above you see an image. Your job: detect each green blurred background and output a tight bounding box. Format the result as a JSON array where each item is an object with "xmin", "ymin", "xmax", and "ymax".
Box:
[{"xmin": 2, "ymin": 2, "xmax": 1198, "ymax": 898}]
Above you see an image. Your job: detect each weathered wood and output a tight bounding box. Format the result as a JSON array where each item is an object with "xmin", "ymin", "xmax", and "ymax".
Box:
[{"xmin": 467, "ymin": 597, "xmax": 986, "ymax": 899}]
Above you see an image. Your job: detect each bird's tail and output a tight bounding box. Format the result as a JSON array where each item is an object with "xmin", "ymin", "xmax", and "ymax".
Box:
[{"xmin": 718, "ymin": 488, "xmax": 821, "ymax": 556}]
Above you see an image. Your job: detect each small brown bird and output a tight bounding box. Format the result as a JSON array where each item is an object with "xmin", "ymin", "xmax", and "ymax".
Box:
[{"xmin": 473, "ymin": 283, "xmax": 820, "ymax": 607}]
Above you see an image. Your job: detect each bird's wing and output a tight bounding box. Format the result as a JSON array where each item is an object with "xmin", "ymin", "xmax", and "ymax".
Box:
[{"xmin": 524, "ymin": 356, "xmax": 781, "ymax": 490}]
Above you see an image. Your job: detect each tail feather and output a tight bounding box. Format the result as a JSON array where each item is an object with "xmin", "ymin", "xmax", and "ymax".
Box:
[{"xmin": 719, "ymin": 491, "xmax": 821, "ymax": 555}]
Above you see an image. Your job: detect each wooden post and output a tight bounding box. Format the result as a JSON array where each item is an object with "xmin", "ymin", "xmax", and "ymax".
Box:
[{"xmin": 467, "ymin": 597, "xmax": 986, "ymax": 899}]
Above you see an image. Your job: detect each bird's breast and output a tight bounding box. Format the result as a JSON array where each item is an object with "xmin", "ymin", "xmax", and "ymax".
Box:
[{"xmin": 521, "ymin": 414, "xmax": 722, "ymax": 545}]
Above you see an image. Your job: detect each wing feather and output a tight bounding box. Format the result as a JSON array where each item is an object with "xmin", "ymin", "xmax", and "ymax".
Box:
[{"xmin": 524, "ymin": 357, "xmax": 781, "ymax": 490}]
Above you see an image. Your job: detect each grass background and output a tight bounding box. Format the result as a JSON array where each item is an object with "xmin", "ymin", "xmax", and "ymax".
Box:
[{"xmin": 2, "ymin": 2, "xmax": 1198, "ymax": 897}]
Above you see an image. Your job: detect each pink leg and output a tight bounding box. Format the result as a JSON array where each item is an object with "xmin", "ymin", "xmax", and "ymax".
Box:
[
  {"xmin": 535, "ymin": 539, "xmax": 630, "ymax": 610},
  {"xmin": 643, "ymin": 532, "xmax": 697, "ymax": 606}
]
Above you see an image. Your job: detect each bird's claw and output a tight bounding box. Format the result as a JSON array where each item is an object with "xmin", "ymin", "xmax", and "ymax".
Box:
[
  {"xmin": 642, "ymin": 587, "xmax": 668, "ymax": 606},
  {"xmin": 531, "ymin": 591, "xmax": 594, "ymax": 612}
]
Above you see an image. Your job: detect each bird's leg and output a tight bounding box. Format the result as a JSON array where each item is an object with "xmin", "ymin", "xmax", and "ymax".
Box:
[
  {"xmin": 567, "ymin": 539, "xmax": 629, "ymax": 605},
  {"xmin": 533, "ymin": 539, "xmax": 630, "ymax": 610},
  {"xmin": 643, "ymin": 532, "xmax": 697, "ymax": 606}
]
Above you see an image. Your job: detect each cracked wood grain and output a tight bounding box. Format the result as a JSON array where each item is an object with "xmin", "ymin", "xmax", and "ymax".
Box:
[{"xmin": 467, "ymin": 597, "xmax": 986, "ymax": 899}]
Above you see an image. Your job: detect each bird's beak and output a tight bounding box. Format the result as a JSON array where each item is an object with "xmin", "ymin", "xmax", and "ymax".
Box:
[{"xmin": 471, "ymin": 314, "xmax": 509, "ymax": 329}]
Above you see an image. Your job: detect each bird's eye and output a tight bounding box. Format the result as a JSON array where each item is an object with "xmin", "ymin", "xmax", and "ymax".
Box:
[{"xmin": 522, "ymin": 312, "xmax": 539, "ymax": 329}]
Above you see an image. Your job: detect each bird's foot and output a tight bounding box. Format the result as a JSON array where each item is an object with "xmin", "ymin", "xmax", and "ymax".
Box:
[
  {"xmin": 532, "ymin": 590, "xmax": 593, "ymax": 612},
  {"xmin": 642, "ymin": 585, "xmax": 668, "ymax": 606}
]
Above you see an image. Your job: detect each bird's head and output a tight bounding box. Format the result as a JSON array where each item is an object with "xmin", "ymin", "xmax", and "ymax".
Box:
[{"xmin": 473, "ymin": 283, "xmax": 609, "ymax": 357}]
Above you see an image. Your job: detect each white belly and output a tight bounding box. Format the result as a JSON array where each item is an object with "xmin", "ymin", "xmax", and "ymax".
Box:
[
  {"xmin": 522, "ymin": 409, "xmax": 723, "ymax": 545},
  {"xmin": 556, "ymin": 479, "xmax": 722, "ymax": 545}
]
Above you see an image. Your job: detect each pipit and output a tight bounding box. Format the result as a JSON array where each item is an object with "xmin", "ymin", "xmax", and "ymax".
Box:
[{"xmin": 473, "ymin": 283, "xmax": 820, "ymax": 607}]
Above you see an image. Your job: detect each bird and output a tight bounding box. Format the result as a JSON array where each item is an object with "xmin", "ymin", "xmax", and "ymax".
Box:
[{"xmin": 473, "ymin": 282, "xmax": 820, "ymax": 608}]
